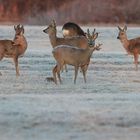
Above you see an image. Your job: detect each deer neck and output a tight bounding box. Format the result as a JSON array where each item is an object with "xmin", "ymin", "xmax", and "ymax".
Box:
[
  {"xmin": 83, "ymin": 47, "xmax": 94, "ymax": 60},
  {"xmin": 20, "ymin": 36, "xmax": 27, "ymax": 49},
  {"xmin": 15, "ymin": 36, "xmax": 27, "ymax": 54},
  {"xmin": 120, "ymin": 36, "xmax": 130, "ymax": 53},
  {"xmin": 49, "ymin": 31, "xmax": 57, "ymax": 47}
]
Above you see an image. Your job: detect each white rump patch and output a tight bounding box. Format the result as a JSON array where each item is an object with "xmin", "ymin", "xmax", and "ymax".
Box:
[{"xmin": 62, "ymin": 29, "xmax": 70, "ymax": 36}]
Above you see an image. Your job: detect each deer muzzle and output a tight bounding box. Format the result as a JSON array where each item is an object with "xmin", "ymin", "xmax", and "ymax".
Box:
[{"xmin": 117, "ymin": 36, "xmax": 120, "ymax": 39}]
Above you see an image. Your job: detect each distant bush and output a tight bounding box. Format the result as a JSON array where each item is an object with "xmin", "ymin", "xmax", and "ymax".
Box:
[{"xmin": 0, "ymin": 0, "xmax": 140, "ymax": 25}]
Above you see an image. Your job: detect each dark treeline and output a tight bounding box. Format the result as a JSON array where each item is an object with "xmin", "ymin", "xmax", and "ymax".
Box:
[{"xmin": 0, "ymin": 0, "xmax": 140, "ymax": 25}]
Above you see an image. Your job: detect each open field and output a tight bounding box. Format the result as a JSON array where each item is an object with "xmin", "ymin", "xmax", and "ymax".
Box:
[{"xmin": 0, "ymin": 26, "xmax": 140, "ymax": 140}]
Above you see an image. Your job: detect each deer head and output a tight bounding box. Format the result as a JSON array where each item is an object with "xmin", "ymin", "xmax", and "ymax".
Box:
[
  {"xmin": 43, "ymin": 19, "xmax": 57, "ymax": 34},
  {"xmin": 13, "ymin": 24, "xmax": 25, "ymax": 46},
  {"xmin": 85, "ymin": 28, "xmax": 98, "ymax": 47},
  {"xmin": 117, "ymin": 25, "xmax": 127, "ymax": 40},
  {"xmin": 14, "ymin": 24, "xmax": 24, "ymax": 35}
]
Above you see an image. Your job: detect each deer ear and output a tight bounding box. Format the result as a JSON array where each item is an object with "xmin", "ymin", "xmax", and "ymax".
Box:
[
  {"xmin": 52, "ymin": 19, "xmax": 56, "ymax": 27},
  {"xmin": 94, "ymin": 33, "xmax": 98, "ymax": 39},
  {"xmin": 21, "ymin": 25, "xmax": 24, "ymax": 33},
  {"xmin": 17, "ymin": 24, "xmax": 20, "ymax": 29},
  {"xmin": 117, "ymin": 26, "xmax": 122, "ymax": 31},
  {"xmin": 123, "ymin": 25, "xmax": 127, "ymax": 31},
  {"xmin": 14, "ymin": 25, "xmax": 17, "ymax": 30},
  {"xmin": 85, "ymin": 33, "xmax": 89, "ymax": 38},
  {"xmin": 22, "ymin": 26, "xmax": 24, "ymax": 34}
]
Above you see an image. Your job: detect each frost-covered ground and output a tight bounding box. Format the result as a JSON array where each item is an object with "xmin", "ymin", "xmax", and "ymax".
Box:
[{"xmin": 0, "ymin": 25, "xmax": 140, "ymax": 140}]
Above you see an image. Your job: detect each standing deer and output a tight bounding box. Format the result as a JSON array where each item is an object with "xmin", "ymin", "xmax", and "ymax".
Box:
[
  {"xmin": 117, "ymin": 25, "xmax": 140, "ymax": 70},
  {"xmin": 52, "ymin": 29, "xmax": 101, "ymax": 84},
  {"xmin": 0, "ymin": 24, "xmax": 27, "ymax": 76},
  {"xmin": 43, "ymin": 20, "xmax": 89, "ymax": 72},
  {"xmin": 43, "ymin": 20, "xmax": 88, "ymax": 49},
  {"xmin": 62, "ymin": 22, "xmax": 85, "ymax": 38}
]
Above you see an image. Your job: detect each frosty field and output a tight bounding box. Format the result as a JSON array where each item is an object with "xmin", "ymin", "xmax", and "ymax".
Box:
[{"xmin": 0, "ymin": 25, "xmax": 140, "ymax": 140}]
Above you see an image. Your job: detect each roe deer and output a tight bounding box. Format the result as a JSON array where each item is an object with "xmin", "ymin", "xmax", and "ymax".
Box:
[
  {"xmin": 43, "ymin": 20, "xmax": 89, "ymax": 72},
  {"xmin": 52, "ymin": 29, "xmax": 101, "ymax": 84},
  {"xmin": 43, "ymin": 20, "xmax": 88, "ymax": 49},
  {"xmin": 62, "ymin": 22, "xmax": 85, "ymax": 38},
  {"xmin": 117, "ymin": 25, "xmax": 140, "ymax": 70},
  {"xmin": 0, "ymin": 24, "xmax": 27, "ymax": 76}
]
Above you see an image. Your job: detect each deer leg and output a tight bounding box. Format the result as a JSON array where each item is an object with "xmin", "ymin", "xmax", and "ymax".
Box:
[
  {"xmin": 0, "ymin": 54, "xmax": 4, "ymax": 75},
  {"xmin": 53, "ymin": 65, "xmax": 57, "ymax": 84},
  {"xmin": 81, "ymin": 65, "xmax": 87, "ymax": 83},
  {"xmin": 74, "ymin": 66, "xmax": 79, "ymax": 84},
  {"xmin": 13, "ymin": 56, "xmax": 20, "ymax": 76},
  {"xmin": 56, "ymin": 64, "xmax": 62, "ymax": 84},
  {"xmin": 84, "ymin": 63, "xmax": 89, "ymax": 73},
  {"xmin": 61, "ymin": 64, "xmax": 68, "ymax": 73},
  {"xmin": 134, "ymin": 53, "xmax": 139, "ymax": 71},
  {"xmin": 64, "ymin": 64, "xmax": 68, "ymax": 72}
]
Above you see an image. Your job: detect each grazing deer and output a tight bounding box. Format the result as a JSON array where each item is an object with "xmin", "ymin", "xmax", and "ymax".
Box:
[
  {"xmin": 117, "ymin": 25, "xmax": 140, "ymax": 70},
  {"xmin": 0, "ymin": 24, "xmax": 27, "ymax": 76},
  {"xmin": 62, "ymin": 22, "xmax": 85, "ymax": 38},
  {"xmin": 52, "ymin": 29, "xmax": 101, "ymax": 84}
]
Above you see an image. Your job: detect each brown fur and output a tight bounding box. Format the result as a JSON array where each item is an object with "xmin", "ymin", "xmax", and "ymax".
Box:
[
  {"xmin": 43, "ymin": 20, "xmax": 89, "ymax": 72},
  {"xmin": 62, "ymin": 22, "xmax": 85, "ymax": 38},
  {"xmin": 0, "ymin": 24, "xmax": 27, "ymax": 76},
  {"xmin": 52, "ymin": 30, "xmax": 101, "ymax": 84},
  {"xmin": 43, "ymin": 20, "xmax": 88, "ymax": 49},
  {"xmin": 117, "ymin": 25, "xmax": 140, "ymax": 70}
]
